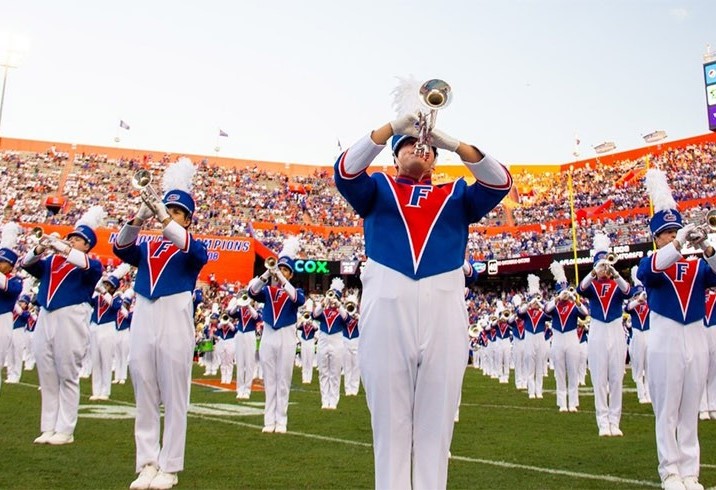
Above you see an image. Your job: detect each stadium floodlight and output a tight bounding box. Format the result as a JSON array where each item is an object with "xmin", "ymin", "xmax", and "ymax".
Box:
[
  {"xmin": 642, "ymin": 130, "xmax": 668, "ymax": 144},
  {"xmin": 593, "ymin": 141, "xmax": 617, "ymax": 154},
  {"xmin": 0, "ymin": 32, "xmax": 30, "ymax": 134}
]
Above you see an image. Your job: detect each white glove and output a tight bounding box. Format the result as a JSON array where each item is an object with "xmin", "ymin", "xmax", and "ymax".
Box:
[
  {"xmin": 151, "ymin": 199, "xmax": 170, "ymax": 222},
  {"xmin": 608, "ymin": 265, "xmax": 619, "ymax": 278},
  {"xmin": 134, "ymin": 203, "xmax": 154, "ymax": 223},
  {"xmin": 429, "ymin": 128, "xmax": 460, "ymax": 152},
  {"xmin": 675, "ymin": 223, "xmax": 697, "ymax": 247},
  {"xmin": 48, "ymin": 236, "xmax": 71, "ymax": 255},
  {"xmin": 389, "ymin": 114, "xmax": 420, "ymax": 137},
  {"xmin": 698, "ymin": 238, "xmax": 713, "ymax": 253}
]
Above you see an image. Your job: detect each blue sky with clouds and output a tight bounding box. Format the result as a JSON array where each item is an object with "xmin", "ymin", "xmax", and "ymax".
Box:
[{"xmin": 0, "ymin": 0, "xmax": 713, "ymax": 166}]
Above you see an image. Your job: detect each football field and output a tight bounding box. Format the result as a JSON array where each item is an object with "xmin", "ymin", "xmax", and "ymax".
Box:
[{"xmin": 1, "ymin": 365, "xmax": 715, "ymax": 489}]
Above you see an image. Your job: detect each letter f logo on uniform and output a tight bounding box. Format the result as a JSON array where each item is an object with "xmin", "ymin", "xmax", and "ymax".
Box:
[
  {"xmin": 407, "ymin": 186, "xmax": 433, "ymax": 208},
  {"xmin": 675, "ymin": 263, "xmax": 689, "ymax": 282},
  {"xmin": 151, "ymin": 241, "xmax": 173, "ymax": 258}
]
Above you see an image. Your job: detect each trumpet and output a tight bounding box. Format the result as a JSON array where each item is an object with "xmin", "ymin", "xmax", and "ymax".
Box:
[
  {"xmin": 345, "ymin": 301, "xmax": 357, "ymax": 315},
  {"xmin": 468, "ymin": 323, "xmax": 481, "ymax": 338},
  {"xmin": 326, "ymin": 290, "xmax": 337, "ymax": 301},
  {"xmin": 500, "ymin": 309, "xmax": 512, "ymax": 320},
  {"xmin": 30, "ymin": 227, "xmax": 71, "ymax": 254},
  {"xmin": 220, "ymin": 313, "xmax": 230, "ymax": 323},
  {"xmin": 605, "ymin": 252, "xmax": 618, "ymax": 265},
  {"xmin": 131, "ymin": 169, "xmax": 162, "ymax": 205},
  {"xmin": 236, "ymin": 290, "xmax": 250, "ymax": 307},
  {"xmin": 264, "ymin": 256, "xmax": 278, "ymax": 270},
  {"xmin": 529, "ymin": 294, "xmax": 543, "ymax": 307},
  {"xmin": 685, "ymin": 209, "xmax": 716, "ymax": 244},
  {"xmin": 415, "ymin": 79, "xmax": 452, "ymax": 157},
  {"xmin": 301, "ymin": 311, "xmax": 312, "ymax": 321},
  {"xmin": 489, "ymin": 314, "xmax": 498, "ymax": 324}
]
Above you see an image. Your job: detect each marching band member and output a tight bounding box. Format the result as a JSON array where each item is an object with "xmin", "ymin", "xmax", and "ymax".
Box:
[
  {"xmin": 342, "ymin": 293, "xmax": 361, "ymax": 396},
  {"xmin": 296, "ymin": 300, "xmax": 317, "ymax": 384},
  {"xmin": 545, "ymin": 261, "xmax": 589, "ymax": 413},
  {"xmin": 314, "ymin": 278, "xmax": 348, "ymax": 409},
  {"xmin": 89, "ymin": 263, "xmax": 129, "ymax": 401},
  {"xmin": 508, "ymin": 295, "xmax": 527, "ymax": 390},
  {"xmin": 484, "ymin": 317, "xmax": 498, "ymax": 378},
  {"xmin": 578, "ymin": 233, "xmax": 631, "ymax": 437},
  {"xmin": 113, "ymin": 288, "xmax": 134, "ymax": 385},
  {"xmin": 114, "ymin": 158, "xmax": 208, "ymax": 490},
  {"xmin": 0, "ymin": 222, "xmax": 24, "ymax": 389},
  {"xmin": 636, "ymin": 168, "xmax": 716, "ymax": 490},
  {"xmin": 22, "ymin": 207, "xmax": 105, "ymax": 444},
  {"xmin": 213, "ymin": 313, "xmax": 237, "ymax": 385},
  {"xmin": 248, "ymin": 236, "xmax": 305, "ymax": 434},
  {"xmin": 517, "ymin": 274, "xmax": 549, "ymax": 399},
  {"xmin": 228, "ymin": 291, "xmax": 260, "ymax": 399},
  {"xmin": 334, "ymin": 93, "xmax": 511, "ymax": 488},
  {"xmin": 625, "ymin": 266, "xmax": 651, "ymax": 404},
  {"xmin": 23, "ymin": 294, "xmax": 38, "ymax": 371},
  {"xmin": 10, "ymin": 294, "xmax": 33, "ymax": 381},
  {"xmin": 493, "ymin": 305, "xmax": 512, "ymax": 384},
  {"xmin": 701, "ymin": 289, "xmax": 716, "ymax": 420},
  {"xmin": 202, "ymin": 312, "xmax": 220, "ymax": 376},
  {"xmin": 576, "ymin": 317, "xmax": 589, "ymax": 386}
]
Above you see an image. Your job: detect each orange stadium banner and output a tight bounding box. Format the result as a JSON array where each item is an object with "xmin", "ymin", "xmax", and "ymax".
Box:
[{"xmin": 25, "ymin": 223, "xmax": 256, "ymax": 284}]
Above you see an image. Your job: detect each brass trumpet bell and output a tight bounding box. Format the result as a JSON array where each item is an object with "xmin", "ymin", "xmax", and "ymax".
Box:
[
  {"xmin": 468, "ymin": 323, "xmax": 481, "ymax": 338},
  {"xmin": 301, "ymin": 311, "xmax": 312, "ymax": 321},
  {"xmin": 345, "ymin": 301, "xmax": 357, "ymax": 315},
  {"xmin": 131, "ymin": 169, "xmax": 162, "ymax": 203},
  {"xmin": 605, "ymin": 252, "xmax": 618, "ymax": 265},
  {"xmin": 236, "ymin": 290, "xmax": 250, "ymax": 307},
  {"xmin": 265, "ymin": 256, "xmax": 278, "ymax": 270},
  {"xmin": 419, "ymin": 79, "xmax": 452, "ymax": 110}
]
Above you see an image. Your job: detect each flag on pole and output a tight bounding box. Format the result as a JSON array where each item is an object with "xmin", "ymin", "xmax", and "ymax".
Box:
[
  {"xmin": 572, "ymin": 134, "xmax": 580, "ymax": 158},
  {"xmin": 119, "ymin": 120, "xmax": 130, "ymax": 130},
  {"xmin": 337, "ymin": 138, "xmax": 343, "ymax": 153},
  {"xmin": 219, "ymin": 129, "xmax": 228, "ymax": 137}
]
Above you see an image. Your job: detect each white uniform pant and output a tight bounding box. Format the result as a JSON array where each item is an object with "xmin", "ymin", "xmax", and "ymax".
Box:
[
  {"xmin": 234, "ymin": 331, "xmax": 256, "ymax": 397},
  {"xmin": 551, "ymin": 330, "xmax": 580, "ymax": 410},
  {"xmin": 0, "ymin": 312, "xmax": 12, "ymax": 389},
  {"xmin": 299, "ymin": 337, "xmax": 315, "ymax": 384},
  {"xmin": 90, "ymin": 322, "xmax": 116, "ymax": 397},
  {"xmin": 630, "ymin": 329, "xmax": 650, "ymax": 401},
  {"xmin": 114, "ymin": 329, "xmax": 130, "ymax": 382},
  {"xmin": 33, "ymin": 304, "xmax": 90, "ymax": 434},
  {"xmin": 647, "ymin": 313, "xmax": 708, "ymax": 482},
  {"xmin": 512, "ymin": 338, "xmax": 526, "ymax": 388},
  {"xmin": 588, "ymin": 318, "xmax": 627, "ymax": 431},
  {"xmin": 7, "ymin": 327, "xmax": 27, "ymax": 382},
  {"xmin": 359, "ymin": 261, "xmax": 466, "ymax": 490},
  {"xmin": 493, "ymin": 337, "xmax": 511, "ymax": 383},
  {"xmin": 24, "ymin": 329, "xmax": 36, "ymax": 370},
  {"xmin": 259, "ymin": 325, "xmax": 296, "ymax": 429},
  {"xmin": 524, "ymin": 333, "xmax": 548, "ymax": 397},
  {"xmin": 215, "ymin": 338, "xmax": 236, "ymax": 384},
  {"xmin": 129, "ymin": 293, "xmax": 194, "ymax": 474},
  {"xmin": 701, "ymin": 326, "xmax": 716, "ymax": 413},
  {"xmin": 343, "ymin": 337, "xmax": 360, "ymax": 395},
  {"xmin": 578, "ymin": 342, "xmax": 588, "ymax": 385},
  {"xmin": 318, "ymin": 332, "xmax": 344, "ymax": 407}
]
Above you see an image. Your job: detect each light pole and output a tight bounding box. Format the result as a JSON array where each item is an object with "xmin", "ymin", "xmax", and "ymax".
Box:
[{"xmin": 0, "ymin": 32, "xmax": 29, "ymax": 136}]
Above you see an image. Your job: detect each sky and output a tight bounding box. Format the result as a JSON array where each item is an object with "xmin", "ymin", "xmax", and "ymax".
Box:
[{"xmin": 0, "ymin": 0, "xmax": 714, "ymax": 167}]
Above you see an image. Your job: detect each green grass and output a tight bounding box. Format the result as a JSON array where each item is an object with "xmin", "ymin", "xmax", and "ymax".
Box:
[{"xmin": 1, "ymin": 365, "xmax": 715, "ymax": 489}]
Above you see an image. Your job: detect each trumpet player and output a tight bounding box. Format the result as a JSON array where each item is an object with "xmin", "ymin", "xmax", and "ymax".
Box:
[
  {"xmin": 516, "ymin": 274, "xmax": 549, "ymax": 399},
  {"xmin": 9, "ymin": 294, "xmax": 34, "ymax": 383},
  {"xmin": 22, "ymin": 208, "xmax": 105, "ymax": 445},
  {"xmin": 546, "ymin": 261, "xmax": 589, "ymax": 414},
  {"xmin": 113, "ymin": 159, "xmax": 208, "ymax": 490},
  {"xmin": 578, "ymin": 234, "xmax": 631, "ymax": 437},
  {"xmin": 625, "ymin": 266, "xmax": 650, "ymax": 404},
  {"xmin": 227, "ymin": 291, "xmax": 260, "ymax": 399},
  {"xmin": 213, "ymin": 313, "xmax": 237, "ymax": 385},
  {"xmin": 113, "ymin": 288, "xmax": 134, "ymax": 385},
  {"xmin": 342, "ymin": 293, "xmax": 361, "ymax": 397},
  {"xmin": 297, "ymin": 301, "xmax": 317, "ymax": 385},
  {"xmin": 89, "ymin": 266, "xmax": 128, "ymax": 401},
  {"xmin": 0, "ymin": 222, "xmax": 24, "ymax": 390},
  {"xmin": 508, "ymin": 296, "xmax": 527, "ymax": 390},
  {"xmin": 314, "ymin": 278, "xmax": 348, "ymax": 410},
  {"xmin": 700, "ymin": 289, "xmax": 716, "ymax": 421},
  {"xmin": 493, "ymin": 306, "xmax": 513, "ymax": 384},
  {"xmin": 636, "ymin": 168, "xmax": 716, "ymax": 490},
  {"xmin": 248, "ymin": 236, "xmax": 305, "ymax": 434}
]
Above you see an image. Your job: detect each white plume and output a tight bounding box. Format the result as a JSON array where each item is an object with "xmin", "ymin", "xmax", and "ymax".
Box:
[
  {"xmin": 122, "ymin": 288, "xmax": 135, "ymax": 301},
  {"xmin": 344, "ymin": 293, "xmax": 359, "ymax": 305},
  {"xmin": 279, "ymin": 235, "xmax": 300, "ymax": 260},
  {"xmin": 549, "ymin": 261, "xmax": 567, "ymax": 284},
  {"xmin": 110, "ymin": 262, "xmax": 131, "ymax": 280},
  {"xmin": 512, "ymin": 294, "xmax": 523, "ymax": 308},
  {"xmin": 0, "ymin": 222, "xmax": 21, "ymax": 249},
  {"xmin": 162, "ymin": 157, "xmax": 196, "ymax": 194},
  {"xmin": 391, "ymin": 75, "xmax": 423, "ymax": 117},
  {"xmin": 211, "ymin": 302, "xmax": 220, "ymax": 314},
  {"xmin": 644, "ymin": 168, "xmax": 677, "ymax": 212},
  {"xmin": 527, "ymin": 274, "xmax": 540, "ymax": 296},
  {"xmin": 76, "ymin": 205, "xmax": 106, "ymax": 229},
  {"xmin": 593, "ymin": 233, "xmax": 610, "ymax": 253},
  {"xmin": 631, "ymin": 266, "xmax": 643, "ymax": 287},
  {"xmin": 330, "ymin": 277, "xmax": 345, "ymax": 292}
]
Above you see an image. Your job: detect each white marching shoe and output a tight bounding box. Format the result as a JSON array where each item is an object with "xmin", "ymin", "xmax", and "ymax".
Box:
[
  {"xmin": 33, "ymin": 431, "xmax": 55, "ymax": 444},
  {"xmin": 149, "ymin": 470, "xmax": 178, "ymax": 489},
  {"xmin": 661, "ymin": 474, "xmax": 686, "ymax": 490},
  {"xmin": 129, "ymin": 464, "xmax": 158, "ymax": 490},
  {"xmin": 682, "ymin": 476, "xmax": 704, "ymax": 490},
  {"xmin": 47, "ymin": 432, "xmax": 74, "ymax": 445}
]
